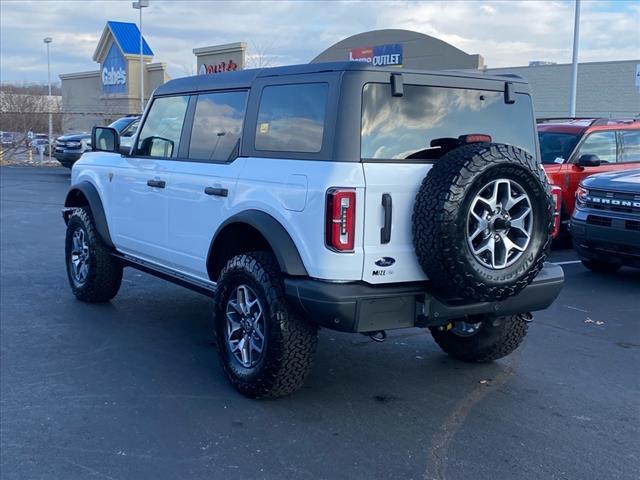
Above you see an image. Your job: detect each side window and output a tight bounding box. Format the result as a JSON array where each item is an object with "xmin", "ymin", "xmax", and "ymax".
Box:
[
  {"xmin": 619, "ymin": 130, "xmax": 640, "ymax": 163},
  {"xmin": 135, "ymin": 96, "xmax": 189, "ymax": 158},
  {"xmin": 575, "ymin": 131, "xmax": 616, "ymax": 163},
  {"xmin": 121, "ymin": 120, "xmax": 139, "ymax": 138},
  {"xmin": 255, "ymin": 83, "xmax": 328, "ymax": 153},
  {"xmin": 188, "ymin": 91, "xmax": 247, "ymax": 162}
]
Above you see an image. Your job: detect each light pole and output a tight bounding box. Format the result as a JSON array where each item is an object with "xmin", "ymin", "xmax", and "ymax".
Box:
[
  {"xmin": 43, "ymin": 37, "xmax": 53, "ymax": 162},
  {"xmin": 132, "ymin": 0, "xmax": 149, "ymax": 114},
  {"xmin": 569, "ymin": 0, "xmax": 581, "ymax": 117}
]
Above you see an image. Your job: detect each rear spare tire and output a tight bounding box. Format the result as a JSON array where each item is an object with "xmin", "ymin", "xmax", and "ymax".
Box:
[{"xmin": 413, "ymin": 143, "xmax": 553, "ymax": 302}]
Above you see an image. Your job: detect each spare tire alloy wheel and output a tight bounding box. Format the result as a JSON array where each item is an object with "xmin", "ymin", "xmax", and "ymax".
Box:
[
  {"xmin": 467, "ymin": 179, "xmax": 533, "ymax": 269},
  {"xmin": 225, "ymin": 284, "xmax": 266, "ymax": 368},
  {"xmin": 413, "ymin": 143, "xmax": 553, "ymax": 302}
]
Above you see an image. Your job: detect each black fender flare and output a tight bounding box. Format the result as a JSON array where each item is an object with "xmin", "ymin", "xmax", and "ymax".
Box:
[
  {"xmin": 208, "ymin": 210, "xmax": 308, "ymax": 277},
  {"xmin": 63, "ymin": 181, "xmax": 114, "ymax": 248}
]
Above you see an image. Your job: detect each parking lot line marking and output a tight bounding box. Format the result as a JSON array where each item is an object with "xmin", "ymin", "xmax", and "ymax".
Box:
[{"xmin": 554, "ymin": 260, "xmax": 581, "ymax": 265}]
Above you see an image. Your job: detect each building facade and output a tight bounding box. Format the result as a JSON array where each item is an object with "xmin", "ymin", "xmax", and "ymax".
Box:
[{"xmin": 59, "ymin": 21, "xmax": 169, "ymax": 133}]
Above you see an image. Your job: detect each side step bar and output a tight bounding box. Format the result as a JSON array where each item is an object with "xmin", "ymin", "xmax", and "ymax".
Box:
[{"xmin": 112, "ymin": 253, "xmax": 217, "ymax": 298}]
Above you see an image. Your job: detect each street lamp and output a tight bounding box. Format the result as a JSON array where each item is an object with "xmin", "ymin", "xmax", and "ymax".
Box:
[
  {"xmin": 569, "ymin": 0, "xmax": 581, "ymax": 117},
  {"xmin": 132, "ymin": 0, "xmax": 149, "ymax": 114},
  {"xmin": 43, "ymin": 37, "xmax": 53, "ymax": 162}
]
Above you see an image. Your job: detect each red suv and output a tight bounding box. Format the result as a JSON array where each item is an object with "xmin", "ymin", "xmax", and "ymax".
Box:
[{"xmin": 538, "ymin": 118, "xmax": 640, "ymax": 233}]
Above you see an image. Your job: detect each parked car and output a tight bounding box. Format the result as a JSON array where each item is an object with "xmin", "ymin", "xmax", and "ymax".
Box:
[
  {"xmin": 1, "ymin": 131, "xmax": 18, "ymax": 148},
  {"xmin": 538, "ymin": 118, "xmax": 640, "ymax": 233},
  {"xmin": 55, "ymin": 116, "xmax": 140, "ymax": 168},
  {"xmin": 570, "ymin": 169, "xmax": 640, "ymax": 272},
  {"xmin": 62, "ymin": 62, "xmax": 563, "ymax": 398}
]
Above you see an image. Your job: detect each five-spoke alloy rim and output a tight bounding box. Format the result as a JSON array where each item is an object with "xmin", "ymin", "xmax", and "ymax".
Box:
[
  {"xmin": 70, "ymin": 228, "xmax": 90, "ymax": 285},
  {"xmin": 225, "ymin": 285, "xmax": 266, "ymax": 368},
  {"xmin": 467, "ymin": 179, "xmax": 533, "ymax": 270}
]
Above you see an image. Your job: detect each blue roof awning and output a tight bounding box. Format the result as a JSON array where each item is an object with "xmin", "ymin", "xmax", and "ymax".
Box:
[{"xmin": 107, "ymin": 21, "xmax": 153, "ymax": 56}]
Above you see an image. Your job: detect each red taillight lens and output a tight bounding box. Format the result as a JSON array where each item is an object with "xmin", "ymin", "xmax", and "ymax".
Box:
[
  {"xmin": 326, "ymin": 188, "xmax": 356, "ymax": 252},
  {"xmin": 550, "ymin": 185, "xmax": 562, "ymax": 238},
  {"xmin": 459, "ymin": 134, "xmax": 492, "ymax": 144}
]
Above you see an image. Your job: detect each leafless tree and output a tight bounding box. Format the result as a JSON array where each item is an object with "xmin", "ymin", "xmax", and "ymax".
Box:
[{"xmin": 245, "ymin": 40, "xmax": 277, "ymax": 69}]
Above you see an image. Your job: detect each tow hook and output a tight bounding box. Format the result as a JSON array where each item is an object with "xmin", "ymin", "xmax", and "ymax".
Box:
[
  {"xmin": 520, "ymin": 312, "xmax": 534, "ymax": 322},
  {"xmin": 366, "ymin": 330, "xmax": 387, "ymax": 342}
]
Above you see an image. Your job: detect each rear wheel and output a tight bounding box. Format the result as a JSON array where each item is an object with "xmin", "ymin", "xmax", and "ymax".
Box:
[
  {"xmin": 213, "ymin": 252, "xmax": 318, "ymax": 399},
  {"xmin": 581, "ymin": 259, "xmax": 621, "ymax": 274},
  {"xmin": 429, "ymin": 314, "xmax": 530, "ymax": 362}
]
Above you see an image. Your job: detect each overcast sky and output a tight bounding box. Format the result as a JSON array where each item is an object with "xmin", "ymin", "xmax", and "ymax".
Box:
[{"xmin": 1, "ymin": 0, "xmax": 638, "ymax": 85}]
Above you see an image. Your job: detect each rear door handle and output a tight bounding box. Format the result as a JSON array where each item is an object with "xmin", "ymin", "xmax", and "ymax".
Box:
[
  {"xmin": 381, "ymin": 193, "xmax": 392, "ymax": 244},
  {"xmin": 146, "ymin": 179, "xmax": 166, "ymax": 189},
  {"xmin": 204, "ymin": 186, "xmax": 228, "ymax": 197}
]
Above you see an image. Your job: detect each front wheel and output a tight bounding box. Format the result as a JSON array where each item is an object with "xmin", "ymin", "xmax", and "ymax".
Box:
[
  {"xmin": 213, "ymin": 252, "xmax": 318, "ymax": 399},
  {"xmin": 429, "ymin": 314, "xmax": 530, "ymax": 362},
  {"xmin": 65, "ymin": 207, "xmax": 122, "ymax": 302}
]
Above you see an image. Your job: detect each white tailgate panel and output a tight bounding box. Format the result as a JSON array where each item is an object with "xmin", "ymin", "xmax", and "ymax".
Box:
[{"xmin": 362, "ymin": 162, "xmax": 432, "ymax": 284}]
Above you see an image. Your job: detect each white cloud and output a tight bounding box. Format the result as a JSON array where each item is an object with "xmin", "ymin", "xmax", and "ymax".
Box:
[{"xmin": 0, "ymin": 0, "xmax": 638, "ymax": 84}]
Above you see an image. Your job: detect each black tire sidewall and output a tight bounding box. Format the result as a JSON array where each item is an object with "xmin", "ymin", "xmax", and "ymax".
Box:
[{"xmin": 456, "ymin": 163, "xmax": 550, "ymax": 285}]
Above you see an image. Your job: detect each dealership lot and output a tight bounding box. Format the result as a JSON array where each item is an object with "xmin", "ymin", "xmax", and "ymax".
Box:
[{"xmin": 1, "ymin": 166, "xmax": 638, "ymax": 480}]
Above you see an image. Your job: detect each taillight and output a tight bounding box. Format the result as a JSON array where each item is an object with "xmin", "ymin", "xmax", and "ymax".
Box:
[
  {"xmin": 459, "ymin": 134, "xmax": 492, "ymax": 144},
  {"xmin": 326, "ymin": 188, "xmax": 356, "ymax": 252},
  {"xmin": 550, "ymin": 185, "xmax": 562, "ymax": 238}
]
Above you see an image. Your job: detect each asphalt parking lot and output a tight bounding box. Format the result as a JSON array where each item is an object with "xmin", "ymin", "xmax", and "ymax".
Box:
[{"xmin": 1, "ymin": 166, "xmax": 639, "ymax": 480}]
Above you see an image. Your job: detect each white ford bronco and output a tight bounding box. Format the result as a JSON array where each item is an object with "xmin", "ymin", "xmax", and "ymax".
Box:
[{"xmin": 63, "ymin": 62, "xmax": 564, "ymax": 398}]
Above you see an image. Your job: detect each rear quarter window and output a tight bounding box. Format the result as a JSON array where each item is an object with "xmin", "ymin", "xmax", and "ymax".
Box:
[
  {"xmin": 255, "ymin": 83, "xmax": 328, "ymax": 153},
  {"xmin": 361, "ymin": 83, "xmax": 536, "ymax": 161}
]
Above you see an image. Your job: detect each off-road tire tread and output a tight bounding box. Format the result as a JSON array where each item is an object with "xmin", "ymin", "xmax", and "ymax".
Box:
[
  {"xmin": 214, "ymin": 252, "xmax": 318, "ymax": 399},
  {"xmin": 412, "ymin": 143, "xmax": 553, "ymax": 302},
  {"xmin": 65, "ymin": 207, "xmax": 122, "ymax": 302},
  {"xmin": 430, "ymin": 314, "xmax": 529, "ymax": 362}
]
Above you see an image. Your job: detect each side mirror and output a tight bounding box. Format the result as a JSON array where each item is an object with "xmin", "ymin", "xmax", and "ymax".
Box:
[
  {"xmin": 91, "ymin": 126, "xmax": 119, "ymax": 153},
  {"xmin": 139, "ymin": 136, "xmax": 174, "ymax": 158},
  {"xmin": 577, "ymin": 154, "xmax": 601, "ymax": 167}
]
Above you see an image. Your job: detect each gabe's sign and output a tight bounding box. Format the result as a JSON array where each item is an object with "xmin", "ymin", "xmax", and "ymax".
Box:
[
  {"xmin": 349, "ymin": 44, "xmax": 403, "ymax": 67},
  {"xmin": 102, "ymin": 43, "xmax": 127, "ymax": 94}
]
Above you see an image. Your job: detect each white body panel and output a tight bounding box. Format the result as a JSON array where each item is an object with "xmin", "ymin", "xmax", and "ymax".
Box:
[
  {"xmin": 361, "ymin": 162, "xmax": 432, "ymax": 283},
  {"xmin": 72, "ymin": 153, "xmax": 370, "ymax": 283},
  {"xmin": 165, "ymin": 158, "xmax": 247, "ymax": 279}
]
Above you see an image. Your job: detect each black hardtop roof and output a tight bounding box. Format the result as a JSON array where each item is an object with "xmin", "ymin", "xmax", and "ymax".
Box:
[{"xmin": 154, "ymin": 61, "xmax": 525, "ymax": 96}]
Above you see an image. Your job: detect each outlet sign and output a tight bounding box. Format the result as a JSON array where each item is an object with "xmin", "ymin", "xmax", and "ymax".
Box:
[
  {"xmin": 102, "ymin": 43, "xmax": 127, "ymax": 94},
  {"xmin": 349, "ymin": 43, "xmax": 403, "ymax": 67}
]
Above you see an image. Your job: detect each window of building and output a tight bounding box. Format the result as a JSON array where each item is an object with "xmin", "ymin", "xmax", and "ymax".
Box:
[
  {"xmin": 361, "ymin": 83, "xmax": 536, "ymax": 161},
  {"xmin": 619, "ymin": 130, "xmax": 640, "ymax": 163},
  {"xmin": 188, "ymin": 91, "xmax": 247, "ymax": 162},
  {"xmin": 135, "ymin": 95, "xmax": 189, "ymax": 158},
  {"xmin": 255, "ymin": 83, "xmax": 328, "ymax": 153},
  {"xmin": 576, "ymin": 131, "xmax": 617, "ymax": 163}
]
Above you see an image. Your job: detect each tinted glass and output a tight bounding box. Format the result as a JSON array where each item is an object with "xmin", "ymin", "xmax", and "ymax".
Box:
[
  {"xmin": 189, "ymin": 91, "xmax": 247, "ymax": 161},
  {"xmin": 135, "ymin": 96, "xmax": 189, "ymax": 158},
  {"xmin": 361, "ymin": 83, "xmax": 536, "ymax": 160},
  {"xmin": 576, "ymin": 131, "xmax": 616, "ymax": 163},
  {"xmin": 619, "ymin": 130, "xmax": 640, "ymax": 163},
  {"xmin": 121, "ymin": 120, "xmax": 139, "ymax": 138},
  {"xmin": 255, "ymin": 83, "xmax": 327, "ymax": 152},
  {"xmin": 109, "ymin": 117, "xmax": 136, "ymax": 133},
  {"xmin": 538, "ymin": 132, "xmax": 580, "ymax": 164}
]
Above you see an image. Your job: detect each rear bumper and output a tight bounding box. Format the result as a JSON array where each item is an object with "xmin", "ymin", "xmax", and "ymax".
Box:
[
  {"xmin": 284, "ymin": 263, "xmax": 564, "ymax": 333},
  {"xmin": 570, "ymin": 211, "xmax": 640, "ymax": 268}
]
